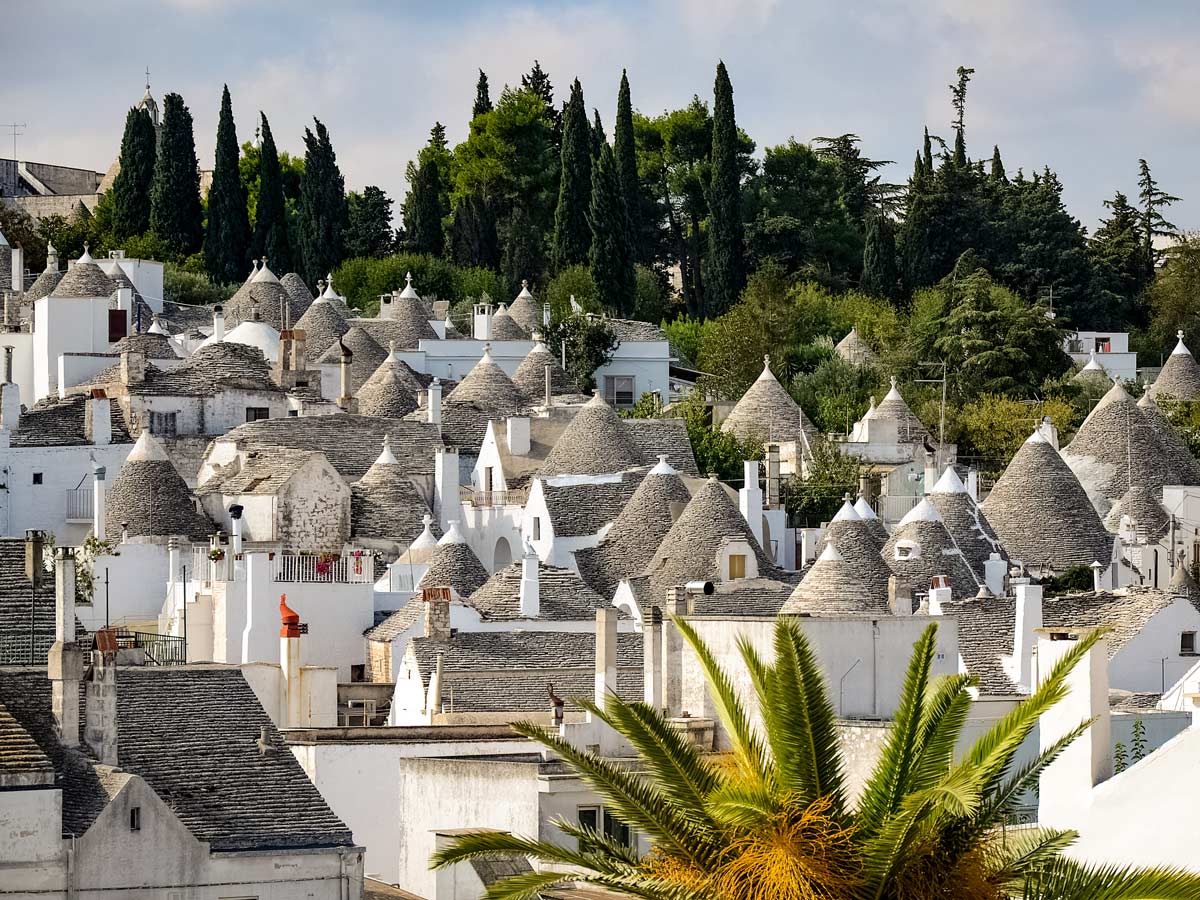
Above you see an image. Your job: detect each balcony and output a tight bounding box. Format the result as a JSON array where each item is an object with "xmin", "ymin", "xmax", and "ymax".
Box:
[
  {"xmin": 66, "ymin": 488, "xmax": 93, "ymax": 524},
  {"xmin": 270, "ymin": 552, "xmax": 374, "ymax": 584}
]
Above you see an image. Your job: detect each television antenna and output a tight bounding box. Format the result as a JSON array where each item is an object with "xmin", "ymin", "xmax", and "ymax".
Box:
[{"xmin": 2, "ymin": 123, "xmax": 26, "ymax": 161}]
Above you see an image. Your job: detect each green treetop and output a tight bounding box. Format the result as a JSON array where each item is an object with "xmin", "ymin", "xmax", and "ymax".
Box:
[
  {"xmin": 251, "ymin": 114, "xmax": 295, "ymax": 275},
  {"xmin": 204, "ymin": 85, "xmax": 251, "ymax": 284},
  {"xmin": 149, "ymin": 92, "xmax": 203, "ymax": 256},
  {"xmin": 472, "ymin": 69, "xmax": 492, "ymax": 119},
  {"xmin": 589, "ymin": 143, "xmax": 635, "ymax": 315},
  {"xmin": 613, "ymin": 70, "xmax": 640, "ymax": 262},
  {"xmin": 111, "ymin": 106, "xmax": 156, "ymax": 241},
  {"xmin": 297, "ymin": 118, "xmax": 348, "ymax": 287},
  {"xmin": 706, "ymin": 60, "xmax": 746, "ymax": 315},
  {"xmin": 553, "ymin": 78, "xmax": 594, "ymax": 271}
]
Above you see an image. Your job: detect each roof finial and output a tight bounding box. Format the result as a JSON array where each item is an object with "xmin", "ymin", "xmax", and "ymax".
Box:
[
  {"xmin": 763, "ymin": 353, "xmax": 770, "ymax": 369},
  {"xmin": 890, "ymin": 375, "xmax": 898, "ymax": 388},
  {"xmin": 1179, "ymin": 329, "xmax": 1185, "ymax": 341},
  {"xmin": 145, "ymin": 65, "xmax": 151, "ymax": 91},
  {"xmin": 388, "ymin": 339, "xmax": 396, "ymax": 355},
  {"xmin": 405, "ymin": 271, "xmax": 413, "ymax": 286},
  {"xmin": 522, "ymin": 279, "xmax": 529, "ymax": 289}
]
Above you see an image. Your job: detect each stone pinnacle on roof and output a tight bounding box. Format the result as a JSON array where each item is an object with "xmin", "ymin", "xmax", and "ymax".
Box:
[
  {"xmin": 782, "ymin": 539, "xmax": 891, "ymax": 616},
  {"xmin": 931, "ymin": 466, "xmax": 967, "ymax": 494},
  {"xmin": 398, "ymin": 272, "xmax": 420, "ymax": 300},
  {"xmin": 1147, "ymin": 329, "xmax": 1200, "ymax": 401},
  {"xmin": 982, "ymin": 425, "xmax": 1113, "ymax": 572},
  {"xmin": 873, "ymin": 375, "xmax": 928, "ymax": 442},
  {"xmin": 294, "ymin": 286, "xmax": 350, "ymax": 359},
  {"xmin": 397, "ymin": 514, "xmax": 440, "ymax": 564},
  {"xmin": 506, "ymin": 280, "xmax": 540, "ymax": 332},
  {"xmin": 417, "ymin": 521, "xmax": 490, "ymax": 599},
  {"xmin": 540, "ymin": 391, "xmax": 644, "ymax": 476},
  {"xmin": 720, "ymin": 354, "xmax": 816, "ymax": 445}
]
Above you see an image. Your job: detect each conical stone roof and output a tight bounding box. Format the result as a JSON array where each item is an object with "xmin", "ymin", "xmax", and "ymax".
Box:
[
  {"xmin": 106, "ymin": 430, "xmax": 215, "ymax": 540},
  {"xmin": 854, "ymin": 494, "xmax": 890, "ymax": 546},
  {"xmin": 781, "ymin": 542, "xmax": 891, "ymax": 616},
  {"xmin": 928, "ymin": 468, "xmax": 1006, "ymax": 579},
  {"xmin": 873, "ymin": 376, "xmax": 928, "ymax": 442},
  {"xmin": 881, "ymin": 499, "xmax": 979, "ymax": 599},
  {"xmin": 817, "ymin": 499, "xmax": 892, "ymax": 591},
  {"xmin": 317, "ymin": 326, "xmax": 387, "ymax": 394},
  {"xmin": 835, "ymin": 327, "xmax": 876, "ymax": 366},
  {"xmin": 295, "ymin": 295, "xmax": 350, "ymax": 360},
  {"xmin": 25, "ymin": 263, "xmax": 62, "ymax": 302},
  {"xmin": 574, "ymin": 456, "xmax": 693, "ymax": 597},
  {"xmin": 541, "ymin": 393, "xmax": 644, "ymax": 476},
  {"xmin": 641, "ymin": 476, "xmax": 778, "ymax": 603},
  {"xmin": 280, "ymin": 273, "xmax": 315, "ymax": 320},
  {"xmin": 1136, "ymin": 394, "xmax": 1200, "ymax": 484},
  {"xmin": 490, "ymin": 304, "xmax": 529, "ymax": 341},
  {"xmin": 378, "ymin": 274, "xmax": 438, "ymax": 347},
  {"xmin": 416, "ymin": 522, "xmax": 489, "ymax": 599},
  {"xmin": 981, "ymin": 429, "xmax": 1113, "ymax": 572},
  {"xmin": 356, "ymin": 343, "xmax": 424, "ymax": 418},
  {"xmin": 225, "ymin": 263, "xmax": 297, "ymax": 330},
  {"xmin": 447, "ymin": 345, "xmax": 527, "ymax": 409},
  {"xmin": 507, "ymin": 281, "xmax": 540, "ymax": 332},
  {"xmin": 350, "ymin": 438, "xmax": 433, "ymax": 545},
  {"xmin": 721, "ymin": 355, "xmax": 816, "ymax": 444},
  {"xmin": 512, "ymin": 338, "xmax": 572, "ymax": 400},
  {"xmin": 1103, "ymin": 483, "xmax": 1169, "ymax": 539},
  {"xmin": 52, "ymin": 249, "xmax": 116, "ymax": 299},
  {"xmin": 1062, "ymin": 380, "xmax": 1190, "ymax": 507},
  {"xmin": 1147, "ymin": 331, "xmax": 1200, "ymax": 401}
]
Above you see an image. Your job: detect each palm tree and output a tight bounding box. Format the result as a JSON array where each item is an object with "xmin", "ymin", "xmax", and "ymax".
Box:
[{"xmin": 433, "ymin": 618, "xmax": 1200, "ymax": 900}]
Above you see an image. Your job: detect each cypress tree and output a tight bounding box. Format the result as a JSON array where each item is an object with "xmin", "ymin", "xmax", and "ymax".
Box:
[
  {"xmin": 706, "ymin": 61, "xmax": 745, "ymax": 315},
  {"xmin": 451, "ymin": 190, "xmax": 499, "ymax": 269},
  {"xmin": 590, "ymin": 109, "xmax": 606, "ymax": 159},
  {"xmin": 149, "ymin": 92, "xmax": 203, "ymax": 256},
  {"xmin": 502, "ymin": 204, "xmax": 544, "ymax": 296},
  {"xmin": 613, "ymin": 70, "xmax": 640, "ymax": 262},
  {"xmin": 589, "ymin": 144, "xmax": 635, "ymax": 315},
  {"xmin": 345, "ymin": 186, "xmax": 395, "ymax": 259},
  {"xmin": 298, "ymin": 118, "xmax": 348, "ymax": 288},
  {"xmin": 922, "ymin": 127, "xmax": 934, "ymax": 175},
  {"xmin": 407, "ymin": 160, "xmax": 445, "ymax": 256},
  {"xmin": 950, "ymin": 66, "xmax": 974, "ymax": 167},
  {"xmin": 553, "ymin": 78, "xmax": 593, "ymax": 271},
  {"xmin": 253, "ymin": 114, "xmax": 293, "ymax": 275},
  {"xmin": 473, "ymin": 70, "xmax": 493, "ymax": 119},
  {"xmin": 989, "ymin": 145, "xmax": 1006, "ymax": 183},
  {"xmin": 204, "ymin": 85, "xmax": 251, "ymax": 283},
  {"xmin": 111, "ymin": 107, "xmax": 156, "ymax": 241},
  {"xmin": 861, "ymin": 213, "xmax": 899, "ymax": 301}
]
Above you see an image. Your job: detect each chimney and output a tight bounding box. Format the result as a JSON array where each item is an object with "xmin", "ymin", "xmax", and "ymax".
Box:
[
  {"xmin": 595, "ymin": 607, "xmax": 618, "ymax": 706},
  {"xmin": 472, "ymin": 301, "xmax": 493, "ymax": 340},
  {"xmin": 1012, "ymin": 580, "xmax": 1043, "ymax": 691},
  {"xmin": 1037, "ymin": 627, "xmax": 1111, "ymax": 829},
  {"xmin": 85, "ymin": 650, "xmax": 118, "ymax": 766},
  {"xmin": 738, "ymin": 460, "xmax": 764, "ymax": 547},
  {"xmin": 422, "ymin": 586, "xmax": 451, "ymax": 641},
  {"xmin": 212, "ymin": 305, "xmax": 225, "ymax": 341},
  {"xmin": 425, "ymin": 651, "xmax": 444, "ymax": 719},
  {"xmin": 662, "ymin": 587, "xmax": 687, "ymax": 717},
  {"xmin": 984, "ymin": 552, "xmax": 1007, "ymax": 597},
  {"xmin": 544, "ymin": 363, "xmax": 552, "ymax": 408},
  {"xmin": 927, "ymin": 576, "xmax": 952, "ymax": 614},
  {"xmin": 506, "ymin": 416, "xmax": 530, "ymax": 456},
  {"xmin": 279, "ymin": 594, "xmax": 305, "ymax": 728},
  {"xmin": 1090, "ymin": 560, "xmax": 1105, "ymax": 592},
  {"xmin": 433, "ymin": 449, "xmax": 459, "ymax": 531},
  {"xmin": 48, "ymin": 547, "xmax": 83, "ymax": 746},
  {"xmin": 229, "ymin": 504, "xmax": 244, "ymax": 555},
  {"xmin": 519, "ymin": 541, "xmax": 540, "ymax": 617},
  {"xmin": 11, "ymin": 246, "xmax": 23, "ymax": 294},
  {"xmin": 643, "ymin": 606, "xmax": 663, "ymax": 710},
  {"xmin": 84, "ymin": 390, "xmax": 112, "ymax": 446},
  {"xmin": 25, "ymin": 529, "xmax": 44, "ymax": 588},
  {"xmin": 923, "ymin": 452, "xmax": 938, "ymax": 494},
  {"xmin": 1038, "ymin": 416, "xmax": 1059, "ymax": 450},
  {"xmin": 92, "ymin": 459, "xmax": 107, "ymax": 541},
  {"xmin": 966, "ymin": 466, "xmax": 980, "ymax": 502},
  {"xmin": 1, "ymin": 348, "xmax": 19, "ymax": 431},
  {"xmin": 888, "ymin": 575, "xmax": 913, "ymax": 616},
  {"xmin": 120, "ymin": 350, "xmax": 145, "ymax": 386},
  {"xmin": 427, "ymin": 377, "xmax": 442, "ymax": 426},
  {"xmin": 337, "ymin": 339, "xmax": 355, "ymax": 412},
  {"xmin": 765, "ymin": 444, "xmax": 781, "ymax": 508}
]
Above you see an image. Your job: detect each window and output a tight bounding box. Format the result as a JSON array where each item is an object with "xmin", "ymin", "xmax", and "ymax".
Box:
[
  {"xmin": 896, "ymin": 545, "xmax": 912, "ymax": 560},
  {"xmin": 604, "ymin": 375, "xmax": 635, "ymax": 408},
  {"xmin": 1094, "ymin": 337, "xmax": 1111, "ymax": 353},
  {"xmin": 107, "ymin": 310, "xmax": 128, "ymax": 343},
  {"xmin": 149, "ymin": 411, "xmax": 177, "ymax": 437},
  {"xmin": 31, "ymin": 472, "xmax": 42, "ymax": 485},
  {"xmin": 532, "ymin": 517, "xmax": 541, "ymax": 541},
  {"xmin": 728, "ymin": 553, "xmax": 746, "ymax": 580},
  {"xmin": 1182, "ymin": 632, "xmax": 1197, "ymax": 655},
  {"xmin": 576, "ymin": 806, "xmax": 635, "ymax": 852},
  {"xmin": 245, "ymin": 407, "xmax": 270, "ymax": 422},
  {"xmin": 129, "ymin": 806, "xmax": 141, "ymax": 831}
]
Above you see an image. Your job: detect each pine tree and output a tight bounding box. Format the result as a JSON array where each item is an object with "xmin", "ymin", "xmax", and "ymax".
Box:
[
  {"xmin": 705, "ymin": 61, "xmax": 745, "ymax": 315},
  {"xmin": 522, "ymin": 61, "xmax": 561, "ymax": 147},
  {"xmin": 407, "ymin": 160, "xmax": 445, "ymax": 256},
  {"xmin": 989, "ymin": 145, "xmax": 1006, "ymax": 183},
  {"xmin": 590, "ymin": 109, "xmax": 606, "ymax": 159},
  {"xmin": 861, "ymin": 212, "xmax": 899, "ymax": 301},
  {"xmin": 473, "ymin": 69, "xmax": 493, "ymax": 119},
  {"xmin": 298, "ymin": 118, "xmax": 348, "ymax": 288},
  {"xmin": 149, "ymin": 92, "xmax": 203, "ymax": 256},
  {"xmin": 922, "ymin": 127, "xmax": 934, "ymax": 175},
  {"xmin": 613, "ymin": 70, "xmax": 640, "ymax": 263},
  {"xmin": 502, "ymin": 204, "xmax": 544, "ymax": 296},
  {"xmin": 1091, "ymin": 190, "xmax": 1150, "ymax": 323},
  {"xmin": 589, "ymin": 144, "xmax": 635, "ymax": 315},
  {"xmin": 253, "ymin": 114, "xmax": 293, "ymax": 275},
  {"xmin": 203, "ymin": 85, "xmax": 251, "ymax": 284},
  {"xmin": 111, "ymin": 107, "xmax": 156, "ymax": 241},
  {"xmin": 345, "ymin": 186, "xmax": 394, "ymax": 258},
  {"xmin": 450, "ymin": 190, "xmax": 500, "ymax": 269},
  {"xmin": 1137, "ymin": 158, "xmax": 1180, "ymax": 278},
  {"xmin": 950, "ymin": 66, "xmax": 974, "ymax": 167},
  {"xmin": 553, "ymin": 78, "xmax": 593, "ymax": 271}
]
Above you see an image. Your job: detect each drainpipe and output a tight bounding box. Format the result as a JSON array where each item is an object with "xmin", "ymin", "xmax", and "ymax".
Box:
[
  {"xmin": 92, "ymin": 461, "xmax": 106, "ymax": 541},
  {"xmin": 230, "ymin": 504, "xmax": 244, "ymax": 555}
]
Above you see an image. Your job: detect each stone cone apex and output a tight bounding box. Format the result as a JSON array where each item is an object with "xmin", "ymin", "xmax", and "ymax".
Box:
[
  {"xmin": 721, "ymin": 353, "xmax": 816, "ymax": 444},
  {"xmin": 931, "ymin": 467, "xmax": 967, "ymax": 494},
  {"xmin": 448, "ymin": 344, "xmax": 527, "ymax": 409},
  {"xmin": 398, "ymin": 272, "xmax": 420, "ymax": 300},
  {"xmin": 1081, "ymin": 349, "xmax": 1105, "ymax": 371},
  {"xmin": 251, "ymin": 260, "xmax": 280, "ymax": 284},
  {"xmin": 438, "ymin": 521, "xmax": 468, "ymax": 546},
  {"xmin": 320, "ymin": 279, "xmax": 339, "ymax": 301},
  {"xmin": 648, "ymin": 453, "xmax": 677, "ymax": 476},
  {"xmin": 1148, "ymin": 329, "xmax": 1200, "ymax": 401},
  {"xmin": 854, "ymin": 495, "xmax": 878, "ymax": 519},
  {"xmin": 831, "ymin": 498, "xmax": 860, "ymax": 522},
  {"xmin": 128, "ymin": 427, "xmax": 171, "ymax": 463},
  {"xmin": 782, "ymin": 536, "xmax": 890, "ymax": 616},
  {"xmin": 374, "ymin": 436, "xmax": 397, "ymax": 467},
  {"xmin": 817, "ymin": 542, "xmax": 843, "ymax": 562},
  {"xmin": 898, "ymin": 497, "xmax": 943, "ymax": 526},
  {"xmin": 408, "ymin": 515, "xmax": 438, "ymax": 553},
  {"xmin": 1174, "ymin": 330, "xmax": 1191, "ymax": 356},
  {"xmin": 539, "ymin": 391, "xmax": 643, "ymax": 476}
]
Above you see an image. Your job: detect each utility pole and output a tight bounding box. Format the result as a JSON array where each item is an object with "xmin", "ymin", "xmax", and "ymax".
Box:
[{"xmin": 2, "ymin": 123, "xmax": 27, "ymax": 161}]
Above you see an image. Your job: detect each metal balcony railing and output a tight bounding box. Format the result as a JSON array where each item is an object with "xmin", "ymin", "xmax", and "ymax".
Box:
[
  {"xmin": 270, "ymin": 553, "xmax": 373, "ymax": 584},
  {"xmin": 66, "ymin": 488, "xmax": 93, "ymax": 523}
]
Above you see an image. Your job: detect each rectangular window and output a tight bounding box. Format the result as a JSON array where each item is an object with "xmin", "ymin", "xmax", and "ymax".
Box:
[
  {"xmin": 603, "ymin": 809, "xmax": 634, "ymax": 849},
  {"xmin": 576, "ymin": 806, "xmax": 600, "ymax": 851},
  {"xmin": 1182, "ymin": 632, "xmax": 1197, "ymax": 655},
  {"xmin": 728, "ymin": 553, "xmax": 746, "ymax": 580},
  {"xmin": 245, "ymin": 407, "xmax": 270, "ymax": 422},
  {"xmin": 149, "ymin": 411, "xmax": 177, "ymax": 437},
  {"xmin": 31, "ymin": 472, "xmax": 42, "ymax": 485},
  {"xmin": 129, "ymin": 806, "xmax": 141, "ymax": 832},
  {"xmin": 1095, "ymin": 337, "xmax": 1111, "ymax": 353},
  {"xmin": 532, "ymin": 517, "xmax": 541, "ymax": 541},
  {"xmin": 108, "ymin": 309, "xmax": 128, "ymax": 343},
  {"xmin": 604, "ymin": 375, "xmax": 635, "ymax": 408}
]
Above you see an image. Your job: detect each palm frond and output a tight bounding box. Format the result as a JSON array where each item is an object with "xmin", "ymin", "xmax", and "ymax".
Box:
[
  {"xmin": 991, "ymin": 827, "xmax": 1079, "ymax": 881},
  {"xmin": 554, "ymin": 819, "xmax": 644, "ymax": 867},
  {"xmin": 855, "ymin": 623, "xmax": 938, "ymax": 836},
  {"xmin": 1017, "ymin": 857, "xmax": 1200, "ymax": 900},
  {"xmin": 673, "ymin": 614, "xmax": 771, "ymax": 786},
  {"xmin": 431, "ymin": 828, "xmax": 630, "ymax": 876},
  {"xmin": 907, "ymin": 673, "xmax": 975, "ymax": 794},
  {"xmin": 704, "ymin": 779, "xmax": 780, "ymax": 830},
  {"xmin": 478, "ymin": 869, "xmax": 580, "ymax": 900}
]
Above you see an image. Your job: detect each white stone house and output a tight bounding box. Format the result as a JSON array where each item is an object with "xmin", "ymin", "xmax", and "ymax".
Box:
[{"xmin": 1064, "ymin": 329, "xmax": 1137, "ymax": 382}]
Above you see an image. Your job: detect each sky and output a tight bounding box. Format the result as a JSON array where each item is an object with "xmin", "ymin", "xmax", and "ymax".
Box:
[{"xmin": 7, "ymin": 0, "xmax": 1200, "ymax": 233}]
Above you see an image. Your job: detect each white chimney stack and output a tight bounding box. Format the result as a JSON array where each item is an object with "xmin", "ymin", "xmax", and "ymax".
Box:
[
  {"xmin": 595, "ymin": 607, "xmax": 618, "ymax": 707},
  {"xmin": 427, "ymin": 377, "xmax": 442, "ymax": 426},
  {"xmin": 213, "ymin": 305, "xmax": 225, "ymax": 342},
  {"xmin": 984, "ymin": 552, "xmax": 1007, "ymax": 598},
  {"xmin": 433, "ymin": 448, "xmax": 459, "ymax": 531},
  {"xmin": 280, "ymin": 594, "xmax": 304, "ymax": 728},
  {"xmin": 230, "ymin": 504, "xmax": 244, "ymax": 555},
  {"xmin": 92, "ymin": 460, "xmax": 107, "ymax": 541},
  {"xmin": 1012, "ymin": 580, "xmax": 1043, "ymax": 691},
  {"xmin": 519, "ymin": 540, "xmax": 540, "ymax": 618},
  {"xmin": 738, "ymin": 459, "xmax": 764, "ymax": 547}
]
